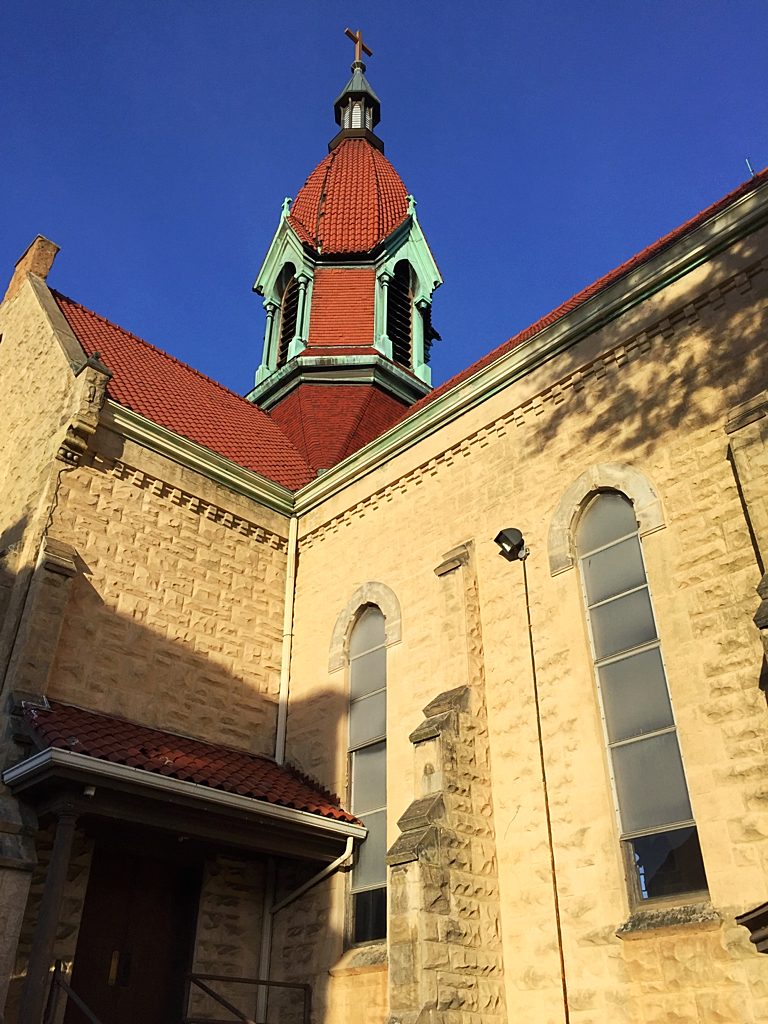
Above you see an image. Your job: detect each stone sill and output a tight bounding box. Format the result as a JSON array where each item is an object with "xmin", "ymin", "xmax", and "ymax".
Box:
[
  {"xmin": 329, "ymin": 943, "xmax": 388, "ymax": 978},
  {"xmin": 616, "ymin": 899, "xmax": 720, "ymax": 940}
]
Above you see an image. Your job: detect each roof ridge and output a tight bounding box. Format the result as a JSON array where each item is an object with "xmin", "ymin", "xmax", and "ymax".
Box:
[
  {"xmin": 405, "ymin": 165, "xmax": 768, "ymax": 420},
  {"xmin": 52, "ymin": 290, "xmax": 267, "ymax": 415}
]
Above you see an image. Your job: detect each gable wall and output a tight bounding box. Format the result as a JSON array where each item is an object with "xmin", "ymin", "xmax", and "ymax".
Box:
[{"xmin": 283, "ymin": 225, "xmax": 768, "ymax": 1022}]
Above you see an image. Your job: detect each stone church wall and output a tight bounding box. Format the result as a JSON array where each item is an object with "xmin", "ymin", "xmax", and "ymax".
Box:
[
  {"xmin": 40, "ymin": 430, "xmax": 290, "ymax": 754},
  {"xmin": 285, "ymin": 234, "xmax": 768, "ymax": 1022},
  {"xmin": 0, "ymin": 275, "xmax": 99, "ymax": 1013},
  {"xmin": 0, "ymin": 278, "xmax": 79, "ymax": 632}
]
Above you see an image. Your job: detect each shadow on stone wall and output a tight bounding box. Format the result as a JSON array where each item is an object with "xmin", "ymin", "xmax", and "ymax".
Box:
[
  {"xmin": 521, "ymin": 240, "xmax": 767, "ymax": 459},
  {"xmin": 0, "ymin": 525, "xmax": 354, "ymax": 1024}
]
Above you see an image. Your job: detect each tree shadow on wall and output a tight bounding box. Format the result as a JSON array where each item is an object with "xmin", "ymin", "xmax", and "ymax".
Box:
[{"xmin": 519, "ymin": 236, "xmax": 767, "ymax": 460}]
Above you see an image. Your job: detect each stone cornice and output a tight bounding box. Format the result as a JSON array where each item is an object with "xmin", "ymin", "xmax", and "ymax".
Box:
[
  {"xmin": 100, "ymin": 401, "xmax": 295, "ymax": 516},
  {"xmin": 293, "ymin": 178, "xmax": 768, "ymax": 515}
]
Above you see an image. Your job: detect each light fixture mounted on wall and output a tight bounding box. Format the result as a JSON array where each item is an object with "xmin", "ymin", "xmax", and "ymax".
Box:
[{"xmin": 493, "ymin": 528, "xmax": 529, "ymax": 562}]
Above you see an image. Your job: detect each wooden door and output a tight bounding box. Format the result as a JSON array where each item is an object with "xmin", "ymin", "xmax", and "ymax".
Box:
[{"xmin": 65, "ymin": 843, "xmax": 200, "ymax": 1024}]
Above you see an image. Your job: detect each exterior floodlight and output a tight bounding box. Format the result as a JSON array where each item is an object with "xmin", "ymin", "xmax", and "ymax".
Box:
[{"xmin": 494, "ymin": 528, "xmax": 529, "ymax": 562}]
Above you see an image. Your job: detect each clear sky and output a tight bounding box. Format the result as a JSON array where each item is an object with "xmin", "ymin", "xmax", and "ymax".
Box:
[{"xmin": 3, "ymin": 1, "xmax": 767, "ymax": 394}]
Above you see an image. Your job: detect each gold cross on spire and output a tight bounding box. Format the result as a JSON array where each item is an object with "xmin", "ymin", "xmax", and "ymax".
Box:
[{"xmin": 344, "ymin": 27, "xmax": 372, "ymax": 64}]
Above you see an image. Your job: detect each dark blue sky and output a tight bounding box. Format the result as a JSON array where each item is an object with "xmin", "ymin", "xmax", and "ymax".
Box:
[{"xmin": 3, "ymin": 2, "xmax": 767, "ymax": 393}]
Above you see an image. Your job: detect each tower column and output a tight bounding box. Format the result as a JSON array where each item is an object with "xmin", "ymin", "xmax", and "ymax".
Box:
[
  {"xmin": 255, "ymin": 300, "xmax": 279, "ymax": 384},
  {"xmin": 375, "ymin": 270, "xmax": 393, "ymax": 360},
  {"xmin": 288, "ymin": 273, "xmax": 311, "ymax": 360},
  {"xmin": 414, "ymin": 298, "xmax": 432, "ymax": 386}
]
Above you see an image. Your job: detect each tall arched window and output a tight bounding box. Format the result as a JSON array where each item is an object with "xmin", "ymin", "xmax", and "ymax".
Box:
[
  {"xmin": 276, "ymin": 264, "xmax": 298, "ymax": 368},
  {"xmin": 348, "ymin": 605, "xmax": 387, "ymax": 942},
  {"xmin": 387, "ymin": 261, "xmax": 413, "ymax": 369},
  {"xmin": 576, "ymin": 491, "xmax": 707, "ymax": 902}
]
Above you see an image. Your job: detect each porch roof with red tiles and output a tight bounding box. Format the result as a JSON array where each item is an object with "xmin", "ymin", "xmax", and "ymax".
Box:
[
  {"xmin": 53, "ymin": 291, "xmax": 315, "ymax": 491},
  {"xmin": 23, "ymin": 701, "xmax": 357, "ymax": 824}
]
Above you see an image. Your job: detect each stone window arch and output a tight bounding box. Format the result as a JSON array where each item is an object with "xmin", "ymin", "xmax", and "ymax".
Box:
[
  {"xmin": 328, "ymin": 582, "xmax": 402, "ymax": 673},
  {"xmin": 548, "ymin": 463, "xmax": 665, "ymax": 575}
]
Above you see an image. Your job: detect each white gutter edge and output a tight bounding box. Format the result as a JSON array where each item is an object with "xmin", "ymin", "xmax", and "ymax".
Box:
[
  {"xmin": 293, "ymin": 178, "xmax": 768, "ymax": 514},
  {"xmin": 2, "ymin": 747, "xmax": 366, "ymax": 841},
  {"xmin": 101, "ymin": 401, "xmax": 296, "ymax": 517},
  {"xmin": 275, "ymin": 515, "xmax": 299, "ymax": 764}
]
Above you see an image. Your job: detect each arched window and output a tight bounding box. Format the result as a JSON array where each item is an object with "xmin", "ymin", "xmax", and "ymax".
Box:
[
  {"xmin": 576, "ymin": 491, "xmax": 707, "ymax": 902},
  {"xmin": 348, "ymin": 605, "xmax": 387, "ymax": 942},
  {"xmin": 276, "ymin": 264, "xmax": 298, "ymax": 368},
  {"xmin": 387, "ymin": 261, "xmax": 413, "ymax": 369}
]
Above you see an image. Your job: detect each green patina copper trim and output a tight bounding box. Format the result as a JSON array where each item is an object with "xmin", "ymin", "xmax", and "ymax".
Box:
[{"xmin": 101, "ymin": 401, "xmax": 296, "ymax": 516}]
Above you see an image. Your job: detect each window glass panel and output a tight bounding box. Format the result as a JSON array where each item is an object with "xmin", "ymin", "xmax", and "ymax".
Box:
[
  {"xmin": 350, "ymin": 607, "xmax": 385, "ymax": 657},
  {"xmin": 349, "ymin": 691, "xmax": 386, "ymax": 748},
  {"xmin": 352, "ymin": 742, "xmax": 386, "ymax": 813},
  {"xmin": 612, "ymin": 732, "xmax": 692, "ymax": 834},
  {"xmin": 352, "ymin": 809, "xmax": 387, "ymax": 889},
  {"xmin": 590, "ymin": 588, "xmax": 656, "ymax": 661},
  {"xmin": 353, "ymin": 887, "xmax": 386, "ymax": 943},
  {"xmin": 350, "ymin": 647, "xmax": 386, "ymax": 699},
  {"xmin": 577, "ymin": 493, "xmax": 638, "ymax": 553},
  {"xmin": 599, "ymin": 647, "xmax": 673, "ymax": 742},
  {"xmin": 582, "ymin": 536, "xmax": 646, "ymax": 606},
  {"xmin": 629, "ymin": 826, "xmax": 707, "ymax": 900}
]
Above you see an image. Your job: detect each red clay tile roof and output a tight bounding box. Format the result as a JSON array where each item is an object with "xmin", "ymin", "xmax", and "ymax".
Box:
[
  {"xmin": 53, "ymin": 291, "xmax": 314, "ymax": 490},
  {"xmin": 24, "ymin": 700, "xmax": 357, "ymax": 823},
  {"xmin": 307, "ymin": 267, "xmax": 376, "ymax": 347},
  {"xmin": 404, "ymin": 167, "xmax": 768, "ymax": 421},
  {"xmin": 270, "ymin": 384, "xmax": 408, "ymax": 471},
  {"xmin": 289, "ymin": 138, "xmax": 409, "ymax": 254}
]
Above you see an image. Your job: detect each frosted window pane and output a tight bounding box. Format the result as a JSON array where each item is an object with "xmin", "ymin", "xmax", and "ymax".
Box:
[
  {"xmin": 350, "ymin": 691, "xmax": 386, "ymax": 748},
  {"xmin": 578, "ymin": 493, "xmax": 638, "ymax": 553},
  {"xmin": 612, "ymin": 732, "xmax": 692, "ymax": 834},
  {"xmin": 599, "ymin": 647, "xmax": 673, "ymax": 742},
  {"xmin": 582, "ymin": 536, "xmax": 646, "ymax": 606},
  {"xmin": 350, "ymin": 607, "xmax": 385, "ymax": 657},
  {"xmin": 352, "ymin": 647, "xmax": 387, "ymax": 704},
  {"xmin": 591, "ymin": 588, "xmax": 656, "ymax": 660},
  {"xmin": 350, "ymin": 646, "xmax": 386, "ymax": 699},
  {"xmin": 353, "ymin": 809, "xmax": 387, "ymax": 889},
  {"xmin": 352, "ymin": 742, "xmax": 386, "ymax": 814}
]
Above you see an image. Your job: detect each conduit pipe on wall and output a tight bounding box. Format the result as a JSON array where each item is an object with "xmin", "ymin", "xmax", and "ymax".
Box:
[
  {"xmin": 255, "ymin": 837, "xmax": 355, "ymax": 1020},
  {"xmin": 275, "ymin": 515, "xmax": 299, "ymax": 765}
]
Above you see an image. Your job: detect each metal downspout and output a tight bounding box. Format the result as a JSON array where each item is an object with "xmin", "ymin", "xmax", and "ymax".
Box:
[
  {"xmin": 256, "ymin": 839, "xmax": 355, "ymax": 1022},
  {"xmin": 274, "ymin": 515, "xmax": 298, "ymax": 766}
]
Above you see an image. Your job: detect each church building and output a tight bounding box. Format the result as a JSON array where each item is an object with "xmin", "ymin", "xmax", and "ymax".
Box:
[{"xmin": 1, "ymin": 29, "xmax": 768, "ymax": 1024}]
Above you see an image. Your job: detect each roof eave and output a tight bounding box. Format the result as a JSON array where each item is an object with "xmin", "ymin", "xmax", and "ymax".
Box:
[
  {"xmin": 101, "ymin": 399, "xmax": 297, "ymax": 514},
  {"xmin": 293, "ymin": 174, "xmax": 768, "ymax": 515},
  {"xmin": 2, "ymin": 747, "xmax": 366, "ymax": 842}
]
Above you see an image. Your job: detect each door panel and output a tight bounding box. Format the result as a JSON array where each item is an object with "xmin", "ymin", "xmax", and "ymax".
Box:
[{"xmin": 65, "ymin": 844, "xmax": 200, "ymax": 1024}]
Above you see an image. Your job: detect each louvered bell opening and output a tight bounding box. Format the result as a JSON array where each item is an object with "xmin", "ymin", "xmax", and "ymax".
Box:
[
  {"xmin": 388, "ymin": 262, "xmax": 412, "ymax": 368},
  {"xmin": 277, "ymin": 278, "xmax": 299, "ymax": 367},
  {"xmin": 351, "ymin": 101, "xmax": 364, "ymax": 128},
  {"xmin": 365, "ymin": 107, "xmax": 373, "ymax": 130},
  {"xmin": 343, "ymin": 103, "xmax": 352, "ymax": 128}
]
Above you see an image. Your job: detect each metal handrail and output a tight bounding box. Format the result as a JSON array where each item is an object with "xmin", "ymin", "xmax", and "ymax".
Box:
[
  {"xmin": 43, "ymin": 960, "xmax": 106, "ymax": 1024},
  {"xmin": 185, "ymin": 972, "xmax": 311, "ymax": 1024}
]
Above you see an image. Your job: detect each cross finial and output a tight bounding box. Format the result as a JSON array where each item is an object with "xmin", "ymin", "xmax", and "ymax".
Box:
[{"xmin": 344, "ymin": 27, "xmax": 372, "ymax": 65}]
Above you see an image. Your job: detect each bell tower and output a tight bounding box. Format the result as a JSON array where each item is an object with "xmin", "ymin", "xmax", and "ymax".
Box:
[{"xmin": 247, "ymin": 30, "xmax": 443, "ymax": 474}]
